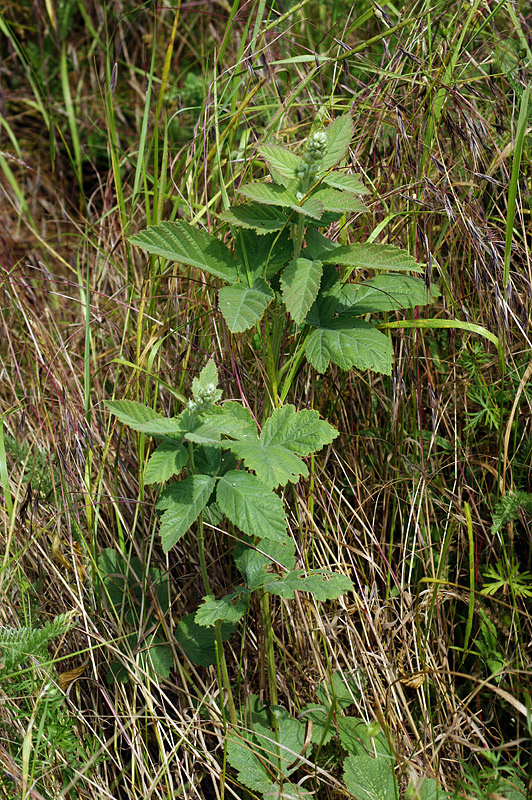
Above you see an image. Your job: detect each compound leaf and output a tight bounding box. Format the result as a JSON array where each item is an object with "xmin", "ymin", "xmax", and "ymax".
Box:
[
  {"xmin": 130, "ymin": 220, "xmax": 238, "ymax": 283},
  {"xmin": 219, "ymin": 279, "xmax": 273, "ymax": 333},
  {"xmin": 281, "ymin": 258, "xmax": 323, "ymax": 324},
  {"xmin": 156, "ymin": 474, "xmax": 215, "ymax": 551},
  {"xmin": 305, "ymin": 318, "xmax": 393, "ymax": 374},
  {"xmin": 216, "ymin": 470, "xmax": 288, "ymax": 541}
]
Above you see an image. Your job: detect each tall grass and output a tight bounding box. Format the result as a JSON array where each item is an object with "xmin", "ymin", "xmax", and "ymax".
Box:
[{"xmin": 0, "ymin": 0, "xmax": 530, "ymax": 797}]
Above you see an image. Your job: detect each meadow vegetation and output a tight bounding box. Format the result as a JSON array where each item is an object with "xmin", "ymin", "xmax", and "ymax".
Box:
[{"xmin": 0, "ymin": 0, "xmax": 531, "ymax": 797}]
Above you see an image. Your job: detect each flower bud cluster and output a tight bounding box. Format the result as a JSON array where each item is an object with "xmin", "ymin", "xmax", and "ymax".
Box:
[
  {"xmin": 296, "ymin": 130, "xmax": 328, "ymax": 184},
  {"xmin": 187, "ymin": 382, "xmax": 218, "ymax": 412}
]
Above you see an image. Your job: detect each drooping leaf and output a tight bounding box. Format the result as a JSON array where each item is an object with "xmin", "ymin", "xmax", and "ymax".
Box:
[
  {"xmin": 221, "ymin": 203, "xmax": 288, "ymax": 234},
  {"xmin": 175, "ymin": 612, "xmax": 236, "ymax": 667},
  {"xmin": 219, "ymin": 279, "xmax": 274, "ymax": 333},
  {"xmin": 144, "ymin": 440, "xmax": 188, "ymax": 484},
  {"xmin": 322, "ymin": 172, "xmax": 370, "ymax": 194},
  {"xmin": 338, "ymin": 275, "xmax": 440, "ymax": 315},
  {"xmin": 281, "ymin": 258, "xmax": 323, "ymax": 324},
  {"xmin": 195, "ymin": 589, "xmax": 250, "ymax": 627},
  {"xmin": 106, "ymin": 400, "xmax": 185, "ymax": 437},
  {"xmin": 234, "ymin": 536, "xmax": 296, "ymax": 589},
  {"xmin": 216, "ymin": 470, "xmax": 288, "ymax": 541},
  {"xmin": 320, "ymin": 113, "xmax": 354, "ymax": 172},
  {"xmin": 263, "ymin": 569, "xmax": 353, "ymax": 600},
  {"xmin": 258, "ymin": 144, "xmax": 302, "ymax": 186},
  {"xmin": 156, "ymin": 474, "xmax": 215, "ymax": 551},
  {"xmin": 311, "ymin": 186, "xmax": 367, "ymax": 214},
  {"xmin": 320, "ymin": 241, "xmax": 422, "ymax": 273},
  {"xmin": 130, "ymin": 220, "xmax": 239, "ymax": 283},
  {"xmin": 305, "ymin": 318, "xmax": 394, "ymax": 374}
]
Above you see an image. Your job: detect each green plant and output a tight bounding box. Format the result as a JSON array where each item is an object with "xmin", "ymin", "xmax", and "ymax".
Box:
[
  {"xmin": 128, "ymin": 113, "xmax": 441, "ymax": 407},
  {"xmin": 452, "ymin": 749, "xmax": 527, "ymax": 800},
  {"xmin": 107, "ymin": 359, "xmax": 351, "ymax": 728}
]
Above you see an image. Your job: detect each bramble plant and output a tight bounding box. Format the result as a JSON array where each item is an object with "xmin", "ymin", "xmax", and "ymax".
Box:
[{"xmin": 129, "ymin": 113, "xmax": 441, "ymax": 406}]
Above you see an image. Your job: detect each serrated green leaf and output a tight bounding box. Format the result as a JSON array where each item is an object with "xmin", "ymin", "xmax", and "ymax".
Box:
[
  {"xmin": 107, "ymin": 400, "xmax": 186, "ymax": 436},
  {"xmin": 234, "ymin": 536, "xmax": 296, "ymax": 588},
  {"xmin": 195, "ymin": 590, "xmax": 250, "ymax": 627},
  {"xmin": 311, "ymin": 186, "xmax": 367, "ymax": 214},
  {"xmin": 130, "ymin": 220, "xmax": 238, "ymax": 283},
  {"xmin": 175, "ymin": 612, "xmax": 236, "ymax": 667},
  {"xmin": 339, "ymin": 275, "xmax": 439, "ymax": 315},
  {"xmin": 156, "ymin": 475, "xmax": 215, "ymax": 551},
  {"xmin": 343, "ymin": 750, "xmax": 396, "ymax": 800},
  {"xmin": 281, "ymin": 258, "xmax": 323, "ymax": 324},
  {"xmin": 320, "ymin": 113, "xmax": 354, "ymax": 172},
  {"xmin": 321, "ymin": 242, "xmax": 422, "ymax": 273},
  {"xmin": 221, "ymin": 203, "xmax": 288, "ymax": 233},
  {"xmin": 339, "ymin": 717, "xmax": 393, "ymax": 760},
  {"xmin": 144, "ymin": 440, "xmax": 188, "ymax": 484},
  {"xmin": 204, "ymin": 402, "xmax": 258, "ymax": 440},
  {"xmin": 183, "ymin": 418, "xmax": 222, "ymax": 445},
  {"xmin": 143, "ymin": 636, "xmax": 173, "ymax": 679},
  {"xmin": 228, "ymin": 405, "xmax": 337, "ymax": 489},
  {"xmin": 258, "ymin": 144, "xmax": 302, "ymax": 186},
  {"xmin": 264, "ymin": 569, "xmax": 353, "ymax": 600},
  {"xmin": 192, "ymin": 359, "xmax": 219, "ymax": 398},
  {"xmin": 322, "ymin": 172, "xmax": 370, "ymax": 194},
  {"xmin": 219, "ymin": 279, "xmax": 274, "ymax": 333},
  {"xmin": 297, "ymin": 195, "xmax": 324, "ymax": 219},
  {"xmin": 305, "ymin": 318, "xmax": 394, "ymax": 374},
  {"xmin": 238, "ymin": 182, "xmax": 298, "ymax": 207},
  {"xmin": 299, "ymin": 704, "xmax": 335, "ymax": 745},
  {"xmin": 261, "ymin": 405, "xmax": 338, "ymax": 457},
  {"xmin": 226, "ymin": 730, "xmax": 277, "ymax": 794},
  {"xmin": 409, "ymin": 777, "xmax": 452, "ymax": 800},
  {"xmin": 304, "ymin": 228, "xmax": 340, "ymax": 259},
  {"xmin": 216, "ymin": 470, "xmax": 288, "ymax": 541}
]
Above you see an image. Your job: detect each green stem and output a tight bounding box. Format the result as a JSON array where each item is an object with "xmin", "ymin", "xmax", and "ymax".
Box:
[{"xmin": 260, "ymin": 591, "xmax": 278, "ymax": 709}]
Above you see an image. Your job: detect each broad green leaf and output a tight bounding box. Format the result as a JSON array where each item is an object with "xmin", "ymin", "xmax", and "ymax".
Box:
[
  {"xmin": 409, "ymin": 777, "xmax": 452, "ymax": 800},
  {"xmin": 264, "ymin": 569, "xmax": 353, "ymax": 600},
  {"xmin": 339, "ymin": 275, "xmax": 440, "ymax": 315},
  {"xmin": 108, "ymin": 634, "xmax": 173, "ymax": 683},
  {"xmin": 221, "ymin": 203, "xmax": 288, "ymax": 233},
  {"xmin": 299, "ymin": 704, "xmax": 335, "ymax": 745},
  {"xmin": 175, "ymin": 612, "xmax": 236, "ymax": 667},
  {"xmin": 156, "ymin": 474, "xmax": 215, "ymax": 551},
  {"xmin": 216, "ymin": 470, "xmax": 288, "ymax": 541},
  {"xmin": 238, "ymin": 182, "xmax": 298, "ymax": 208},
  {"xmin": 234, "ymin": 537, "xmax": 296, "ymax": 588},
  {"xmin": 322, "ymin": 172, "xmax": 370, "ymax": 194},
  {"xmin": 254, "ymin": 708, "xmax": 307, "ymax": 776},
  {"xmin": 219, "ymin": 279, "xmax": 274, "ymax": 333},
  {"xmin": 238, "ymin": 182, "xmax": 323, "ymax": 219},
  {"xmin": 305, "ymin": 293, "xmax": 338, "ymax": 327},
  {"xmin": 106, "ymin": 400, "xmax": 185, "ymax": 436},
  {"xmin": 305, "ymin": 318, "xmax": 394, "ymax": 374},
  {"xmin": 195, "ymin": 589, "xmax": 250, "ymax": 627},
  {"xmin": 261, "ymin": 405, "xmax": 338, "ymax": 457},
  {"xmin": 320, "ymin": 241, "xmax": 422, "ymax": 273},
  {"xmin": 192, "ymin": 444, "xmax": 221, "ymax": 476},
  {"xmin": 281, "ymin": 258, "xmax": 323, "ymax": 324},
  {"xmin": 226, "ymin": 730, "xmax": 277, "ymax": 795},
  {"xmin": 339, "ymin": 717, "xmax": 393, "ymax": 760},
  {"xmin": 304, "ymin": 228, "xmax": 340, "ymax": 259},
  {"xmin": 230, "ymin": 405, "xmax": 338, "ymax": 488},
  {"xmin": 143, "ymin": 636, "xmax": 173, "ymax": 679},
  {"xmin": 320, "ymin": 113, "xmax": 354, "ymax": 172},
  {"xmin": 144, "ymin": 440, "xmax": 188, "ymax": 484},
  {"xmin": 343, "ymin": 750, "xmax": 396, "ymax": 800},
  {"xmin": 258, "ymin": 144, "xmax": 302, "ymax": 185},
  {"xmin": 311, "ymin": 186, "xmax": 367, "ymax": 214},
  {"xmin": 130, "ymin": 220, "xmax": 238, "ymax": 283},
  {"xmin": 204, "ymin": 402, "xmax": 258, "ymax": 440}
]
